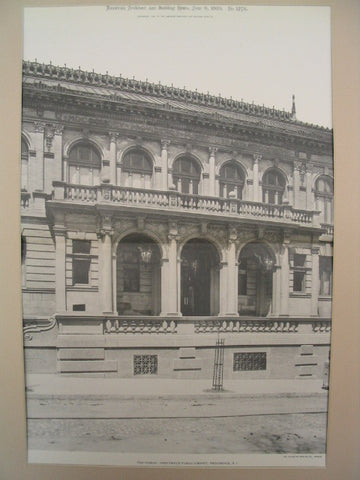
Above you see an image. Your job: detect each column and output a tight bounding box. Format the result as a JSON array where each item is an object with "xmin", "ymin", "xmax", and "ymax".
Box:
[
  {"xmin": 253, "ymin": 154, "xmax": 261, "ymax": 202},
  {"xmin": 272, "ymin": 266, "xmax": 281, "ymax": 316},
  {"xmin": 208, "ymin": 146, "xmax": 217, "ymax": 196},
  {"xmin": 293, "ymin": 161, "xmax": 301, "ymax": 208},
  {"xmin": 99, "ymin": 226, "xmax": 114, "ymax": 314},
  {"xmin": 160, "ymin": 235, "xmax": 180, "ymax": 316},
  {"xmin": 109, "ymin": 132, "xmax": 117, "ymax": 185},
  {"xmin": 219, "ymin": 262, "xmax": 228, "ymax": 315},
  {"xmin": 224, "ymin": 239, "xmax": 238, "ymax": 316},
  {"xmin": 279, "ymin": 245, "xmax": 289, "ymax": 316},
  {"xmin": 53, "ymin": 125, "xmax": 64, "ymax": 188},
  {"xmin": 311, "ymin": 247, "xmax": 320, "ymax": 316},
  {"xmin": 54, "ymin": 227, "xmax": 66, "ymax": 313},
  {"xmin": 33, "ymin": 122, "xmax": 45, "ymax": 191},
  {"xmin": 306, "ymin": 164, "xmax": 313, "ymax": 210},
  {"xmin": 161, "ymin": 140, "xmax": 170, "ymax": 190}
]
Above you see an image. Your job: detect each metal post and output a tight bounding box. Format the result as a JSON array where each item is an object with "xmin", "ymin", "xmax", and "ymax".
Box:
[{"xmin": 212, "ymin": 337, "xmax": 225, "ymax": 391}]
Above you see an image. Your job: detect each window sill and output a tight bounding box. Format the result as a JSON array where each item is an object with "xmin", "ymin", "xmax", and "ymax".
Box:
[
  {"xmin": 290, "ymin": 292, "xmax": 311, "ymax": 298},
  {"xmin": 68, "ymin": 285, "xmax": 98, "ymax": 292}
]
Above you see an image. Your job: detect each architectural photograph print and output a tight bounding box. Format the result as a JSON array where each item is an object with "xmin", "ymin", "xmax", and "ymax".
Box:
[{"xmin": 21, "ymin": 4, "xmax": 333, "ymax": 468}]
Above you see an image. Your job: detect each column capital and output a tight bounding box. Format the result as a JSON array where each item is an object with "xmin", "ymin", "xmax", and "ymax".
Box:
[
  {"xmin": 253, "ymin": 153, "xmax": 262, "ymax": 164},
  {"xmin": 228, "ymin": 225, "xmax": 238, "ymax": 243},
  {"xmin": 283, "ymin": 229, "xmax": 292, "ymax": 244},
  {"xmin": 209, "ymin": 146, "xmax": 218, "ymax": 156},
  {"xmin": 53, "ymin": 226, "xmax": 67, "ymax": 237},
  {"xmin": 109, "ymin": 131, "xmax": 118, "ymax": 143},
  {"xmin": 161, "ymin": 139, "xmax": 171, "ymax": 151},
  {"xmin": 34, "ymin": 121, "xmax": 45, "ymax": 133},
  {"xmin": 54, "ymin": 124, "xmax": 64, "ymax": 135},
  {"xmin": 97, "ymin": 228, "xmax": 114, "ymax": 240},
  {"xmin": 311, "ymin": 246, "xmax": 320, "ymax": 255},
  {"xmin": 306, "ymin": 163, "xmax": 314, "ymax": 174}
]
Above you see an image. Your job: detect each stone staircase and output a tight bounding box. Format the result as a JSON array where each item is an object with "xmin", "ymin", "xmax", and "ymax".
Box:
[{"xmin": 57, "ymin": 335, "xmax": 118, "ymax": 373}]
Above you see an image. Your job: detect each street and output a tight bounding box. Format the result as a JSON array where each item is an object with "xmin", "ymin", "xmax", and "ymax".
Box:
[{"xmin": 26, "ymin": 393, "xmax": 328, "ymax": 454}]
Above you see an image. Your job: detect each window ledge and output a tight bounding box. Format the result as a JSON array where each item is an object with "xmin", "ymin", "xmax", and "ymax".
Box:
[
  {"xmin": 290, "ymin": 292, "xmax": 311, "ymax": 298},
  {"xmin": 68, "ymin": 286, "xmax": 98, "ymax": 292}
]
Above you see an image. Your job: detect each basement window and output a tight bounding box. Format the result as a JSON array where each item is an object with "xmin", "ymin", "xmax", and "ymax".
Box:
[
  {"xmin": 233, "ymin": 352, "xmax": 266, "ymax": 371},
  {"xmin": 134, "ymin": 355, "xmax": 158, "ymax": 375}
]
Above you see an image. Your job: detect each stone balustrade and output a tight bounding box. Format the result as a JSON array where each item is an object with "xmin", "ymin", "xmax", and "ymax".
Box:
[
  {"xmin": 321, "ymin": 223, "xmax": 334, "ymax": 236},
  {"xmin": 100, "ymin": 316, "xmax": 331, "ymax": 335},
  {"xmin": 52, "ymin": 181, "xmax": 322, "ymax": 227},
  {"xmin": 104, "ymin": 317, "xmax": 177, "ymax": 334}
]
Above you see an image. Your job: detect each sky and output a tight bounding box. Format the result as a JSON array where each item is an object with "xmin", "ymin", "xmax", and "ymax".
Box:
[{"xmin": 23, "ymin": 5, "xmax": 332, "ymax": 127}]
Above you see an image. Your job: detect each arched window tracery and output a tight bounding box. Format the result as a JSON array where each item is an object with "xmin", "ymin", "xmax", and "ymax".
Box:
[
  {"xmin": 68, "ymin": 142, "xmax": 101, "ymax": 186},
  {"xmin": 172, "ymin": 156, "xmax": 201, "ymax": 194},
  {"xmin": 219, "ymin": 161, "xmax": 244, "ymax": 199},
  {"xmin": 121, "ymin": 148, "xmax": 153, "ymax": 189},
  {"xmin": 262, "ymin": 169, "xmax": 286, "ymax": 205}
]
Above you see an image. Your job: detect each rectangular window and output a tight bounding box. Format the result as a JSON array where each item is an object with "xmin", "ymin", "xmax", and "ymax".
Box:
[
  {"xmin": 234, "ymin": 352, "xmax": 266, "ymax": 371},
  {"xmin": 72, "ymin": 240, "xmax": 91, "ymax": 285},
  {"xmin": 134, "ymin": 355, "xmax": 158, "ymax": 375},
  {"xmin": 293, "ymin": 254, "xmax": 306, "ymax": 292},
  {"xmin": 320, "ymin": 256, "xmax": 333, "ymax": 296}
]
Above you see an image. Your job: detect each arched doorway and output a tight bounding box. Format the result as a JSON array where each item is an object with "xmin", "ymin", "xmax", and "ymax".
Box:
[
  {"xmin": 238, "ymin": 242, "xmax": 275, "ymax": 317},
  {"xmin": 181, "ymin": 239, "xmax": 220, "ymax": 316},
  {"xmin": 116, "ymin": 234, "xmax": 161, "ymax": 315}
]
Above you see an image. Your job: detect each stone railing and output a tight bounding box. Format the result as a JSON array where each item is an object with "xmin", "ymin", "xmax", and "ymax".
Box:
[
  {"xmin": 312, "ymin": 320, "xmax": 331, "ymax": 333},
  {"xmin": 104, "ymin": 317, "xmax": 177, "ymax": 334},
  {"xmin": 321, "ymin": 223, "xmax": 334, "ymax": 236},
  {"xmin": 194, "ymin": 318, "xmax": 299, "ymax": 333},
  {"xmin": 53, "ymin": 181, "xmax": 320, "ymax": 227},
  {"xmin": 101, "ymin": 316, "xmax": 331, "ymax": 335}
]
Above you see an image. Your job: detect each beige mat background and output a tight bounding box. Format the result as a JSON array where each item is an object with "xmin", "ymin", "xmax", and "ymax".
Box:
[{"xmin": 1, "ymin": 1, "xmax": 359, "ymax": 479}]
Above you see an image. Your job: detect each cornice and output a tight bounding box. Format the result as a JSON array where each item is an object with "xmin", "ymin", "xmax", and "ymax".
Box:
[
  {"xmin": 22, "ymin": 89, "xmax": 332, "ymax": 156},
  {"xmin": 23, "ymin": 60, "xmax": 332, "ymax": 135}
]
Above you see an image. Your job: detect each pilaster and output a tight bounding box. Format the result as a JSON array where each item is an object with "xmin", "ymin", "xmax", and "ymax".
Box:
[
  {"xmin": 253, "ymin": 154, "xmax": 261, "ymax": 202},
  {"xmin": 208, "ymin": 146, "xmax": 217, "ymax": 197},
  {"xmin": 98, "ymin": 216, "xmax": 114, "ymax": 314},
  {"xmin": 161, "ymin": 140, "xmax": 170, "ymax": 190},
  {"xmin": 109, "ymin": 132, "xmax": 118, "ymax": 185},
  {"xmin": 311, "ymin": 246, "xmax": 320, "ymax": 316},
  {"xmin": 54, "ymin": 224, "xmax": 66, "ymax": 313}
]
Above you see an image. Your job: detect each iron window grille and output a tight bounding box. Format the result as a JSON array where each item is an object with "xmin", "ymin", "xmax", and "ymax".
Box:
[
  {"xmin": 134, "ymin": 355, "xmax": 158, "ymax": 375},
  {"xmin": 233, "ymin": 352, "xmax": 266, "ymax": 371}
]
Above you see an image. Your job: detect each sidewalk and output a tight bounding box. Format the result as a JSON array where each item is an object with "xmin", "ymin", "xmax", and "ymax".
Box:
[{"xmin": 25, "ymin": 373, "xmax": 326, "ymax": 397}]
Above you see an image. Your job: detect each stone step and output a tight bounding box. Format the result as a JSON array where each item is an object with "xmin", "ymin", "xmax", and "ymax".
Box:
[
  {"xmin": 58, "ymin": 348, "xmax": 105, "ymax": 360},
  {"xmin": 57, "ymin": 335, "xmax": 105, "ymax": 348},
  {"xmin": 58, "ymin": 360, "xmax": 118, "ymax": 373}
]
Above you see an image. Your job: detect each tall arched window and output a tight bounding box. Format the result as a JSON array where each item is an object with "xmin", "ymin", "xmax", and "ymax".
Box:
[
  {"xmin": 21, "ymin": 138, "xmax": 29, "ymax": 191},
  {"xmin": 219, "ymin": 162, "xmax": 244, "ymax": 199},
  {"xmin": 262, "ymin": 169, "xmax": 285, "ymax": 205},
  {"xmin": 68, "ymin": 143, "xmax": 101, "ymax": 186},
  {"xmin": 122, "ymin": 149, "xmax": 153, "ymax": 189},
  {"xmin": 172, "ymin": 156, "xmax": 201, "ymax": 194},
  {"xmin": 315, "ymin": 176, "xmax": 333, "ymax": 224}
]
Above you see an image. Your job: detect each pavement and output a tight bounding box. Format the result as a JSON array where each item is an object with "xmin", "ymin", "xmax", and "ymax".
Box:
[{"xmin": 25, "ymin": 373, "xmax": 326, "ymax": 397}]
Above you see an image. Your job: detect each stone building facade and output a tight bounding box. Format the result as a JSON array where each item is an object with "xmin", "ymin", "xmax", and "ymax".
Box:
[{"xmin": 21, "ymin": 61, "xmax": 333, "ymax": 379}]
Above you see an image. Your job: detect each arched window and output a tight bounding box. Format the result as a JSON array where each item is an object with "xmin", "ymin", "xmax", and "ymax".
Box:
[
  {"xmin": 262, "ymin": 169, "xmax": 285, "ymax": 205},
  {"xmin": 315, "ymin": 176, "xmax": 333, "ymax": 224},
  {"xmin": 68, "ymin": 142, "xmax": 101, "ymax": 186},
  {"xmin": 121, "ymin": 149, "xmax": 153, "ymax": 189},
  {"xmin": 21, "ymin": 139, "xmax": 29, "ymax": 191},
  {"xmin": 219, "ymin": 162, "xmax": 244, "ymax": 199},
  {"xmin": 172, "ymin": 156, "xmax": 201, "ymax": 194}
]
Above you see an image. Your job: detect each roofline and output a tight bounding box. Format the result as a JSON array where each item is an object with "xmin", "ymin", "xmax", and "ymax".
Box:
[{"xmin": 22, "ymin": 60, "xmax": 331, "ymax": 132}]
